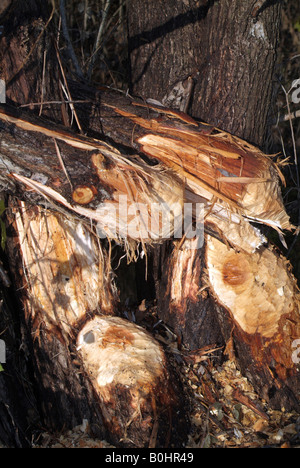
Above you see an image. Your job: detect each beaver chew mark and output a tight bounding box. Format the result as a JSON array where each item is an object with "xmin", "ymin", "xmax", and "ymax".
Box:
[
  {"xmin": 222, "ymin": 256, "xmax": 249, "ymax": 286},
  {"xmin": 102, "ymin": 326, "xmax": 135, "ymax": 348}
]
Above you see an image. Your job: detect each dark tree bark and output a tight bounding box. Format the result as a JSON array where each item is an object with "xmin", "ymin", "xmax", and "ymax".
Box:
[
  {"xmin": 0, "ymin": 0, "xmax": 64, "ymax": 446},
  {"xmin": 128, "ymin": 0, "xmax": 281, "ymax": 146},
  {"xmin": 0, "ymin": 0, "xmax": 60, "ymax": 114},
  {"xmin": 189, "ymin": 1, "xmax": 281, "ymax": 146}
]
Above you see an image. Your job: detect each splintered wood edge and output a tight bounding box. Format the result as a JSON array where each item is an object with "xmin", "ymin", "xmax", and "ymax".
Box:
[{"xmin": 13, "ymin": 202, "xmax": 102, "ymax": 338}]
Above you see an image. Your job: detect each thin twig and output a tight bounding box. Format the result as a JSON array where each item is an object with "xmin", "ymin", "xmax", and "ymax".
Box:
[
  {"xmin": 53, "ymin": 138, "xmax": 73, "ymax": 191},
  {"xmin": 281, "ymin": 84, "xmax": 299, "ymax": 187},
  {"xmin": 279, "ymin": 84, "xmax": 300, "ymax": 257},
  {"xmin": 54, "ymin": 41, "xmax": 83, "ymax": 133},
  {"xmin": 20, "ymin": 100, "xmax": 91, "ymax": 108},
  {"xmin": 39, "ymin": 50, "xmax": 47, "ymax": 116},
  {"xmin": 83, "ymin": 0, "xmax": 89, "ymax": 34},
  {"xmin": 87, "ymin": 0, "xmax": 112, "ymax": 80}
]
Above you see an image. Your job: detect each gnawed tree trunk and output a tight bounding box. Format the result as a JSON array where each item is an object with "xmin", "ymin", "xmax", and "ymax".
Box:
[
  {"xmin": 127, "ymin": 0, "xmax": 300, "ymax": 413},
  {"xmin": 0, "ymin": 0, "xmax": 64, "ymax": 446},
  {"xmin": 206, "ymin": 236, "xmax": 300, "ymax": 410},
  {"xmin": 76, "ymin": 315, "xmax": 185, "ymax": 448},
  {"xmin": 4, "ymin": 193, "xmax": 185, "ymax": 446},
  {"xmin": 127, "ymin": 0, "xmax": 283, "ymax": 354},
  {"xmin": 0, "ymin": 0, "xmax": 188, "ymax": 447},
  {"xmin": 6, "ymin": 199, "xmax": 183, "ymax": 446},
  {"xmin": 0, "ymin": 80, "xmax": 299, "ymax": 415},
  {"xmin": 5, "ymin": 196, "xmax": 113, "ymax": 439}
]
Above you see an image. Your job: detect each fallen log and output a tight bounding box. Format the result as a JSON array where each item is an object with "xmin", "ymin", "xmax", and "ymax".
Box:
[
  {"xmin": 69, "ymin": 81, "xmax": 293, "ymax": 253},
  {"xmin": 0, "ymin": 105, "xmax": 184, "ymax": 253},
  {"xmin": 0, "ymin": 95, "xmax": 292, "ymax": 253}
]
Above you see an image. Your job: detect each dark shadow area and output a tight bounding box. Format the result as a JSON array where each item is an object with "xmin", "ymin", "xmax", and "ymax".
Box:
[{"xmin": 0, "ymin": 278, "xmax": 38, "ymax": 447}]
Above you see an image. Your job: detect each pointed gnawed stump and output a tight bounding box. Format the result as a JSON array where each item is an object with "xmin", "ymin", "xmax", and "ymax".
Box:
[{"xmin": 77, "ymin": 315, "xmax": 185, "ymax": 447}]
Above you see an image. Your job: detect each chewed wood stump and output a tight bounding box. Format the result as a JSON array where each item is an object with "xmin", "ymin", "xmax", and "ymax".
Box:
[{"xmin": 77, "ymin": 315, "xmax": 184, "ymax": 447}]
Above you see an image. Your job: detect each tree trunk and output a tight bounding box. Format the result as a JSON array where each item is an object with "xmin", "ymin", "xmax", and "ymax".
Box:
[
  {"xmin": 128, "ymin": 0, "xmax": 300, "ymax": 411},
  {"xmin": 0, "ymin": 0, "xmax": 64, "ymax": 446},
  {"xmin": 128, "ymin": 0, "xmax": 281, "ymax": 145}
]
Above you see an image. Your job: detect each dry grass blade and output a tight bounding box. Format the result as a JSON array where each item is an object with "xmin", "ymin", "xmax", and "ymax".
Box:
[{"xmin": 53, "ymin": 138, "xmax": 73, "ymax": 190}]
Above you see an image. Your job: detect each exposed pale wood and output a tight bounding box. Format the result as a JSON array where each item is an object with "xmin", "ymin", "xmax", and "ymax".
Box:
[
  {"xmin": 206, "ymin": 237, "xmax": 296, "ymax": 338},
  {"xmin": 1, "ymin": 80, "xmax": 299, "ymax": 413},
  {"xmin": 5, "ymin": 198, "xmax": 116, "ymax": 436},
  {"xmin": 77, "ymin": 315, "xmax": 184, "ymax": 447},
  {"xmin": 0, "ymin": 0, "xmax": 189, "ymax": 446},
  {"xmin": 6, "ymin": 197, "xmax": 183, "ymax": 447},
  {"xmin": 0, "ymin": 99, "xmax": 292, "ymax": 255},
  {"xmin": 0, "ymin": 105, "xmax": 185, "ymax": 249},
  {"xmin": 13, "ymin": 201, "xmax": 116, "ymax": 331},
  {"xmin": 206, "ymin": 235, "xmax": 300, "ymax": 410}
]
